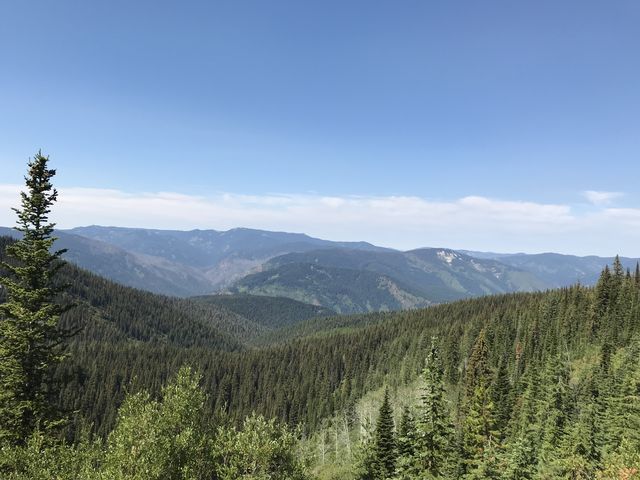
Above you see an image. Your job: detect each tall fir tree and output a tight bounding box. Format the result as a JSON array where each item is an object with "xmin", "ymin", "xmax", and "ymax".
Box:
[
  {"xmin": 0, "ymin": 152, "xmax": 75, "ymax": 445},
  {"xmin": 408, "ymin": 337, "xmax": 455, "ymax": 478},
  {"xmin": 373, "ymin": 388, "xmax": 397, "ymax": 478},
  {"xmin": 593, "ymin": 265, "xmax": 612, "ymax": 336},
  {"xmin": 558, "ymin": 399, "xmax": 602, "ymax": 478},
  {"xmin": 358, "ymin": 388, "xmax": 397, "ymax": 480},
  {"xmin": 395, "ymin": 406, "xmax": 416, "ymax": 461},
  {"xmin": 393, "ymin": 406, "xmax": 417, "ymax": 479},
  {"xmin": 491, "ymin": 359, "xmax": 512, "ymax": 437},
  {"xmin": 535, "ymin": 356, "xmax": 570, "ymax": 478},
  {"xmin": 461, "ymin": 329, "xmax": 498, "ymax": 476}
]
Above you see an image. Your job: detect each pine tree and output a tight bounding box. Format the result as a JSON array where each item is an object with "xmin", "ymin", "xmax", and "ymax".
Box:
[
  {"xmin": 412, "ymin": 337, "xmax": 455, "ymax": 478},
  {"xmin": 491, "ymin": 359, "xmax": 512, "ymax": 436},
  {"xmin": 593, "ymin": 266, "xmax": 612, "ymax": 335},
  {"xmin": 358, "ymin": 388, "xmax": 397, "ymax": 480},
  {"xmin": 396, "ymin": 406, "xmax": 416, "ymax": 461},
  {"xmin": 536, "ymin": 356, "xmax": 570, "ymax": 478},
  {"xmin": 373, "ymin": 388, "xmax": 397, "ymax": 478},
  {"xmin": 502, "ymin": 436, "xmax": 536, "ymax": 480},
  {"xmin": 461, "ymin": 329, "xmax": 498, "ymax": 475},
  {"xmin": 393, "ymin": 406, "xmax": 417, "ymax": 479},
  {"xmin": 0, "ymin": 152, "xmax": 76, "ymax": 445}
]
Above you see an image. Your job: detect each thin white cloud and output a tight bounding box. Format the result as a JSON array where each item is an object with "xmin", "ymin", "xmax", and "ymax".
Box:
[
  {"xmin": 583, "ymin": 190, "xmax": 623, "ymax": 206},
  {"xmin": 0, "ymin": 184, "xmax": 638, "ymax": 256}
]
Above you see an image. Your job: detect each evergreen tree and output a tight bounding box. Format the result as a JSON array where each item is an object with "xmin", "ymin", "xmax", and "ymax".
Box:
[
  {"xmin": 606, "ymin": 338, "xmax": 640, "ymax": 466},
  {"xmin": 558, "ymin": 400, "xmax": 602, "ymax": 479},
  {"xmin": 502, "ymin": 436, "xmax": 536, "ymax": 480},
  {"xmin": 373, "ymin": 388, "xmax": 397, "ymax": 478},
  {"xmin": 393, "ymin": 406, "xmax": 417, "ymax": 479},
  {"xmin": 0, "ymin": 152, "xmax": 76, "ymax": 445},
  {"xmin": 359, "ymin": 388, "xmax": 397, "ymax": 479},
  {"xmin": 593, "ymin": 266, "xmax": 612, "ymax": 335},
  {"xmin": 461, "ymin": 329, "xmax": 498, "ymax": 476},
  {"xmin": 395, "ymin": 406, "xmax": 416, "ymax": 461},
  {"xmin": 464, "ymin": 329, "xmax": 492, "ymax": 398},
  {"xmin": 410, "ymin": 337, "xmax": 455, "ymax": 478},
  {"xmin": 491, "ymin": 359, "xmax": 512, "ymax": 436},
  {"xmin": 536, "ymin": 356, "xmax": 570, "ymax": 478},
  {"xmin": 464, "ymin": 441, "xmax": 502, "ymax": 480},
  {"xmin": 612, "ymin": 255, "xmax": 624, "ymax": 288}
]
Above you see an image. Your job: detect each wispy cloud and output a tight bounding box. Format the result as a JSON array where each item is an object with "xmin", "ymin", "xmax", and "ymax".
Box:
[
  {"xmin": 0, "ymin": 185, "xmax": 638, "ymax": 256},
  {"xmin": 583, "ymin": 190, "xmax": 623, "ymax": 206}
]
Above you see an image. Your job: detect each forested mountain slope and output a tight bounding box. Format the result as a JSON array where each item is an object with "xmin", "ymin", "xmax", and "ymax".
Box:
[
  {"xmin": 192, "ymin": 294, "xmax": 335, "ymax": 329},
  {"xmin": 231, "ymin": 248, "xmax": 546, "ymax": 312},
  {"xmin": 0, "ymin": 236, "xmax": 250, "ymax": 350},
  {"xmin": 4, "ymin": 232, "xmax": 640, "ymax": 476},
  {"xmin": 309, "ymin": 260, "xmax": 640, "ymax": 479},
  {"xmin": 39, "ymin": 243, "xmax": 640, "ymax": 458}
]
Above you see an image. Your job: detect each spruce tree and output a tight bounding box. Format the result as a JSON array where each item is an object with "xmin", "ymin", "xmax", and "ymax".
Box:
[
  {"xmin": 373, "ymin": 388, "xmax": 397, "ymax": 478},
  {"xmin": 0, "ymin": 152, "xmax": 75, "ymax": 445},
  {"xmin": 502, "ymin": 436, "xmax": 536, "ymax": 480},
  {"xmin": 536, "ymin": 356, "xmax": 570, "ymax": 478},
  {"xmin": 491, "ymin": 359, "xmax": 512, "ymax": 436},
  {"xmin": 411, "ymin": 337, "xmax": 454, "ymax": 478},
  {"xmin": 593, "ymin": 266, "xmax": 612, "ymax": 335},
  {"xmin": 357, "ymin": 388, "xmax": 397, "ymax": 480},
  {"xmin": 461, "ymin": 329, "xmax": 498, "ymax": 475},
  {"xmin": 558, "ymin": 400, "xmax": 602, "ymax": 478},
  {"xmin": 396, "ymin": 406, "xmax": 416, "ymax": 461},
  {"xmin": 393, "ymin": 406, "xmax": 417, "ymax": 478}
]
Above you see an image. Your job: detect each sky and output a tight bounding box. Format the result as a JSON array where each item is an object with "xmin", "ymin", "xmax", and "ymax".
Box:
[{"xmin": 1, "ymin": 1, "xmax": 639, "ymax": 255}]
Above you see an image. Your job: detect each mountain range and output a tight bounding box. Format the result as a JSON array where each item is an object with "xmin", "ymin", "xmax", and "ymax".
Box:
[
  {"xmin": 230, "ymin": 247, "xmax": 546, "ymax": 313},
  {"xmin": 1, "ymin": 225, "xmax": 638, "ymax": 313}
]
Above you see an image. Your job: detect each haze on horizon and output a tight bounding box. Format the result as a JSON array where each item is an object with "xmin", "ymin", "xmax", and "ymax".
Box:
[{"xmin": 1, "ymin": 1, "xmax": 639, "ymax": 256}]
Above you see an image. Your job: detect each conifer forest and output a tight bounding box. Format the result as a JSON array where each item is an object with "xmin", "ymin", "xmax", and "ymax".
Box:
[{"xmin": 1, "ymin": 153, "xmax": 640, "ymax": 479}]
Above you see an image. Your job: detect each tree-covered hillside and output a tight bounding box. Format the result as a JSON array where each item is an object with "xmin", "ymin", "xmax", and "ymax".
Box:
[
  {"xmin": 231, "ymin": 247, "xmax": 546, "ymax": 312},
  {"xmin": 192, "ymin": 293, "xmax": 335, "ymax": 329},
  {"xmin": 16, "ymin": 237, "xmax": 635, "ymax": 453},
  {"xmin": 3, "ymin": 242, "xmax": 640, "ymax": 477}
]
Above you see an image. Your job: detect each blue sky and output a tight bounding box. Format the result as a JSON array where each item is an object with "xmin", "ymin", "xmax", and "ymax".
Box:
[{"xmin": 1, "ymin": 1, "xmax": 640, "ymax": 254}]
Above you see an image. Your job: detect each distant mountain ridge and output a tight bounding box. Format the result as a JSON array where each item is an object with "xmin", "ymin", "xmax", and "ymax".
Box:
[
  {"xmin": 65, "ymin": 226, "xmax": 387, "ymax": 292},
  {"xmin": 2, "ymin": 225, "xmax": 638, "ymax": 313},
  {"xmin": 0, "ymin": 226, "xmax": 213, "ymax": 297},
  {"xmin": 230, "ymin": 247, "xmax": 546, "ymax": 313},
  {"xmin": 460, "ymin": 250, "xmax": 640, "ymax": 287}
]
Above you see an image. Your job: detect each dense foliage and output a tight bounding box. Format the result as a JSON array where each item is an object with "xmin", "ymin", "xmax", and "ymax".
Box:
[
  {"xmin": 324, "ymin": 258, "xmax": 640, "ymax": 478},
  {"xmin": 192, "ymin": 294, "xmax": 335, "ymax": 330},
  {"xmin": 5, "ymin": 234, "xmax": 640, "ymax": 453},
  {"xmin": 2, "ymin": 231, "xmax": 640, "ymax": 477},
  {"xmin": 0, "ymin": 367, "xmax": 310, "ymax": 479},
  {"xmin": 0, "ymin": 156, "xmax": 311, "ymax": 479}
]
